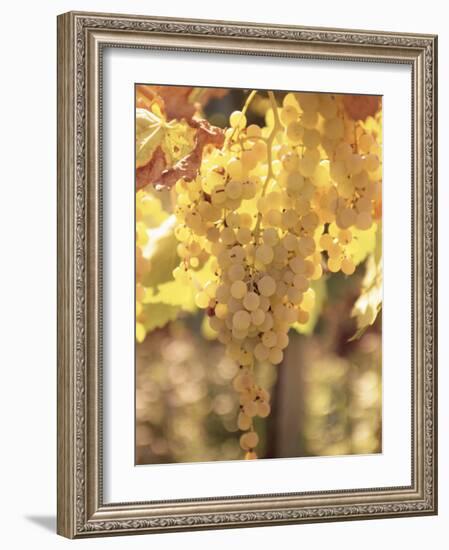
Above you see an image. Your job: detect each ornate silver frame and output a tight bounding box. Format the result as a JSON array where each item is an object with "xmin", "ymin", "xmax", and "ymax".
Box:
[{"xmin": 57, "ymin": 11, "xmax": 438, "ymax": 538}]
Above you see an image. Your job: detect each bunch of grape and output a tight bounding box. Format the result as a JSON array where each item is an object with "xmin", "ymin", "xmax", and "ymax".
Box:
[{"xmin": 172, "ymin": 90, "xmax": 382, "ymax": 457}]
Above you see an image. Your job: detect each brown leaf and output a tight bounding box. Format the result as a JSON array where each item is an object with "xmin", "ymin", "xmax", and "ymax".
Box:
[
  {"xmin": 136, "ymin": 85, "xmax": 228, "ymax": 122},
  {"xmin": 343, "ymin": 95, "xmax": 381, "ymax": 121},
  {"xmin": 136, "ymin": 146, "xmax": 167, "ymax": 191},
  {"xmin": 135, "ymin": 85, "xmax": 227, "ymax": 190},
  {"xmin": 156, "ymin": 119, "xmax": 225, "ymax": 190}
]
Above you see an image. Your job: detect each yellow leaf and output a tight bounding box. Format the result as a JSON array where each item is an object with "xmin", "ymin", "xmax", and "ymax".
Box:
[
  {"xmin": 136, "ymin": 104, "xmax": 196, "ymax": 171},
  {"xmin": 346, "ymin": 223, "xmax": 378, "ymax": 266},
  {"xmin": 142, "ymin": 303, "xmax": 181, "ymax": 334},
  {"xmin": 163, "ymin": 121, "xmax": 196, "ymax": 165},
  {"xmin": 189, "ymin": 257, "xmax": 216, "ymax": 291},
  {"xmin": 141, "ymin": 215, "xmax": 179, "ymax": 288},
  {"xmin": 349, "ymin": 224, "xmax": 382, "ymax": 340},
  {"xmin": 136, "ymin": 107, "xmax": 166, "ymax": 168},
  {"xmin": 143, "ymin": 280, "xmax": 196, "ymax": 312}
]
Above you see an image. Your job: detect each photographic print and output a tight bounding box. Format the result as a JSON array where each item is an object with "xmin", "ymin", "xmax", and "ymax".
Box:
[
  {"xmin": 58, "ymin": 12, "xmax": 437, "ymax": 537},
  {"xmin": 135, "ymin": 85, "xmax": 382, "ymax": 465}
]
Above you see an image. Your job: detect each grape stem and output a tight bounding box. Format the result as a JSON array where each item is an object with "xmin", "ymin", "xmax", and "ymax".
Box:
[
  {"xmin": 224, "ymin": 89, "xmax": 258, "ymax": 148},
  {"xmin": 253, "ymin": 91, "xmax": 282, "ymax": 243}
]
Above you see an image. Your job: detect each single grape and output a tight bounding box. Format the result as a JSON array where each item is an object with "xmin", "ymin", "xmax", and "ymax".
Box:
[
  {"xmin": 257, "ymin": 276, "xmax": 276, "ymax": 297},
  {"xmin": 231, "ymin": 280, "xmax": 247, "ymax": 300},
  {"xmin": 237, "ymin": 412, "xmax": 252, "ymax": 431},
  {"xmin": 226, "ymin": 180, "xmax": 243, "ymax": 200},
  {"xmin": 240, "ymin": 431, "xmax": 259, "ymax": 450},
  {"xmin": 255, "ymin": 244, "xmax": 274, "ymax": 265},
  {"xmin": 254, "ymin": 343, "xmax": 270, "ymax": 361},
  {"xmin": 257, "ymin": 401, "xmax": 271, "ymax": 418},
  {"xmin": 233, "ymin": 310, "xmax": 251, "ymax": 330},
  {"xmin": 229, "ymin": 110, "xmax": 247, "ymax": 130},
  {"xmin": 341, "ymin": 257, "xmax": 356, "ymax": 275},
  {"xmin": 228, "ymin": 264, "xmax": 245, "ymax": 282},
  {"xmin": 195, "ymin": 291, "xmax": 210, "ymax": 309},
  {"xmin": 268, "ymin": 347, "xmax": 283, "ymax": 365},
  {"xmin": 243, "ymin": 292, "xmax": 260, "ymax": 312}
]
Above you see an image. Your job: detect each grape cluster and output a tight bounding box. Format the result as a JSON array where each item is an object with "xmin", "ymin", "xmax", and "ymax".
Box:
[{"xmin": 172, "ymin": 90, "xmax": 382, "ymax": 457}]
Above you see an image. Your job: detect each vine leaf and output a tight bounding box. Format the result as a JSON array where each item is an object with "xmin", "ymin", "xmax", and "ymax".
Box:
[
  {"xmin": 136, "ymin": 107, "xmax": 166, "ymax": 169},
  {"xmin": 136, "ymin": 84, "xmax": 227, "ymax": 122},
  {"xmin": 346, "ymin": 223, "xmax": 378, "ymax": 267},
  {"xmin": 136, "ymin": 105, "xmax": 197, "ymax": 190},
  {"xmin": 138, "ymin": 210, "xmax": 217, "ymax": 335},
  {"xmin": 136, "ymin": 90, "xmax": 225, "ymax": 191},
  {"xmin": 143, "ymin": 280, "xmax": 196, "ymax": 312},
  {"xmin": 140, "ymin": 215, "xmax": 179, "ymax": 289},
  {"xmin": 349, "ymin": 223, "xmax": 382, "ymax": 341},
  {"xmin": 156, "ymin": 119, "xmax": 224, "ymax": 190},
  {"xmin": 343, "ymin": 95, "xmax": 381, "ymax": 121},
  {"xmin": 138, "ymin": 304, "xmax": 181, "ymax": 342}
]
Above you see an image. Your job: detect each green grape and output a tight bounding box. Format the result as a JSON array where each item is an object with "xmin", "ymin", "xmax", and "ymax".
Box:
[
  {"xmin": 251, "ymin": 309, "xmax": 265, "ymax": 326},
  {"xmin": 300, "ymin": 110, "xmax": 318, "ymax": 129},
  {"xmin": 263, "ymin": 228, "xmax": 279, "ymax": 247},
  {"xmin": 282, "ymin": 232, "xmax": 297, "ymax": 251},
  {"xmin": 229, "ymin": 110, "xmax": 247, "ymax": 130},
  {"xmin": 255, "ymin": 244, "xmax": 274, "ymax": 265},
  {"xmin": 215, "ymin": 284, "xmax": 230, "ymax": 303},
  {"xmin": 237, "ymin": 412, "xmax": 252, "ymax": 431},
  {"xmin": 232, "ymin": 310, "xmax": 251, "ymax": 330},
  {"xmin": 262, "ymin": 331, "xmax": 277, "ymax": 348},
  {"xmin": 355, "ymin": 211, "xmax": 373, "ymax": 230},
  {"xmin": 230, "ymin": 280, "xmax": 247, "ymax": 299},
  {"xmin": 226, "ymin": 180, "xmax": 243, "ymax": 200},
  {"xmin": 215, "ymin": 303, "xmax": 228, "ymax": 320},
  {"xmin": 246, "ymin": 124, "xmax": 262, "ymax": 137},
  {"xmin": 264, "ymin": 209, "xmax": 282, "ymax": 227},
  {"xmin": 293, "ymin": 273, "xmax": 309, "ymax": 292},
  {"xmin": 363, "ymin": 153, "xmax": 380, "ymax": 172},
  {"xmin": 303, "ymin": 128, "xmax": 321, "ymax": 148},
  {"xmin": 346, "ymin": 153, "xmax": 363, "ymax": 175},
  {"xmin": 257, "ymin": 276, "xmax": 276, "ymax": 297},
  {"xmin": 297, "ymin": 92, "xmax": 320, "ymax": 112},
  {"xmin": 268, "ymin": 347, "xmax": 283, "ymax": 365},
  {"xmin": 254, "ymin": 342, "xmax": 270, "ymax": 361},
  {"xmin": 243, "ymin": 292, "xmax": 260, "ymax": 312},
  {"xmin": 228, "ymin": 264, "xmax": 245, "ymax": 282},
  {"xmin": 286, "ymin": 121, "xmax": 304, "ymax": 143},
  {"xmin": 257, "ymin": 401, "xmax": 271, "ymax": 418},
  {"xmin": 236, "ymin": 227, "xmax": 252, "ymax": 245},
  {"xmin": 280, "ymin": 104, "xmax": 299, "ymax": 126},
  {"xmin": 328, "ymin": 257, "xmax": 342, "ymax": 273},
  {"xmin": 341, "ymin": 257, "xmax": 356, "ymax": 275},
  {"xmin": 276, "ymin": 331, "xmax": 289, "ymax": 350},
  {"xmin": 319, "ymin": 95, "xmax": 338, "ymax": 119},
  {"xmin": 243, "ymin": 401, "xmax": 258, "ymax": 418},
  {"xmin": 324, "ymin": 117, "xmax": 345, "ymax": 140},
  {"xmin": 195, "ymin": 291, "xmax": 210, "ymax": 309}
]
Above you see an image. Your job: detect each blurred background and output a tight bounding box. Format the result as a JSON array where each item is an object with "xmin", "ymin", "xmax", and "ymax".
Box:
[{"xmin": 136, "ymin": 271, "xmax": 381, "ymax": 465}]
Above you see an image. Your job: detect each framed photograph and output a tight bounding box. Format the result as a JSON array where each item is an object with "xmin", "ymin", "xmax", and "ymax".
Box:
[{"xmin": 57, "ymin": 11, "xmax": 438, "ymax": 538}]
